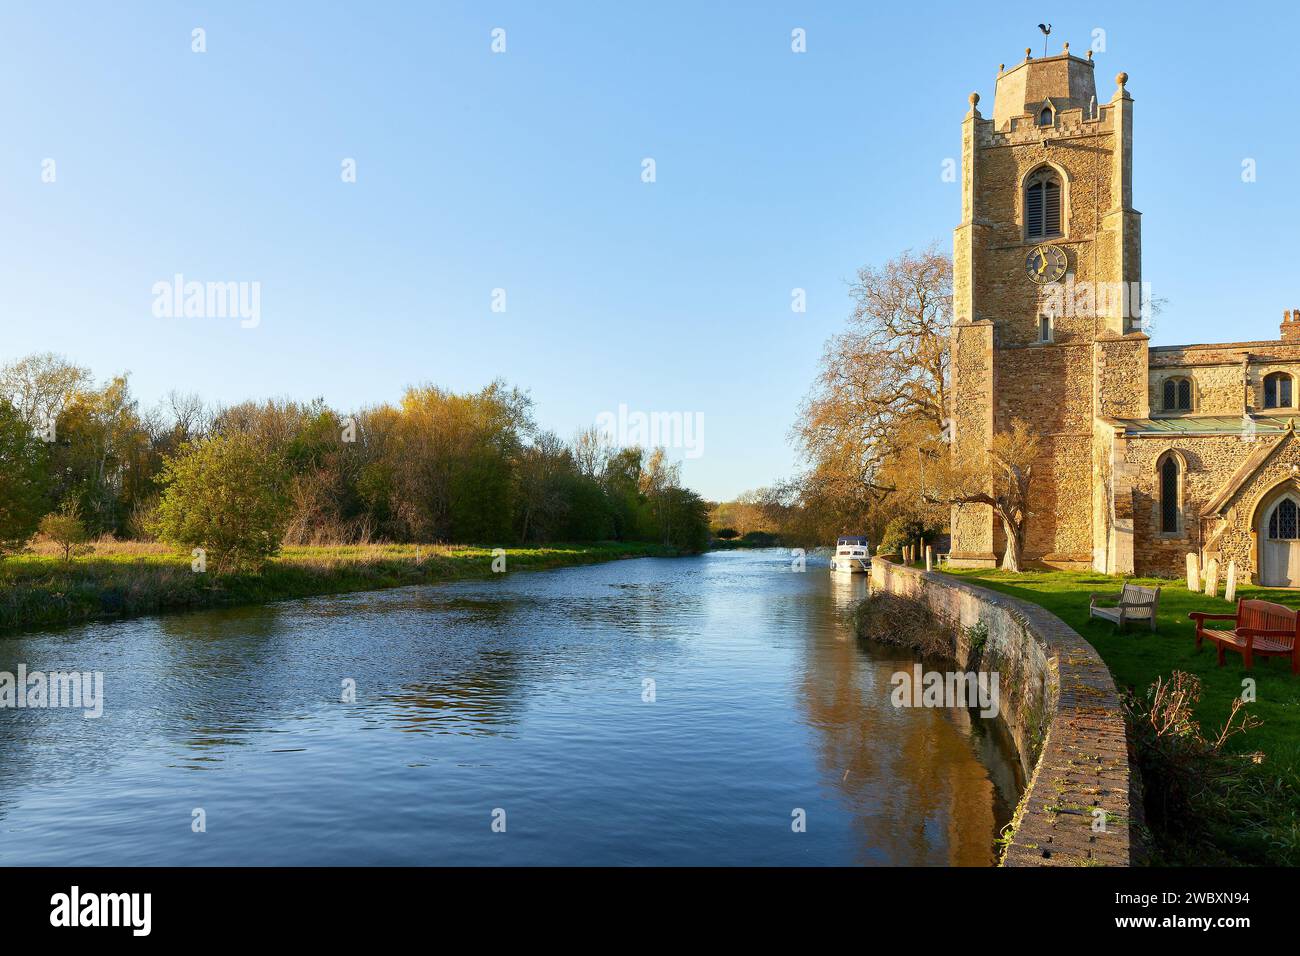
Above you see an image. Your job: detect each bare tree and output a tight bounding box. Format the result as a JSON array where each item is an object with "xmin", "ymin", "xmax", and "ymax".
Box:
[
  {"xmin": 571, "ymin": 425, "xmax": 612, "ymax": 479},
  {"xmin": 794, "ymin": 246, "xmax": 951, "ymax": 503},
  {"xmin": 845, "ymin": 244, "xmax": 950, "ymax": 431},
  {"xmin": 165, "ymin": 390, "xmax": 211, "ymax": 441},
  {"xmin": 928, "ymin": 420, "xmax": 1040, "ymax": 572}
]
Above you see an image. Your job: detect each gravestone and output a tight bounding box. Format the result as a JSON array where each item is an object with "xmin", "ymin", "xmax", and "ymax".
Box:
[
  {"xmin": 925, "ymin": 546, "xmax": 933, "ymax": 572},
  {"xmin": 1204, "ymin": 558, "xmax": 1219, "ymax": 598},
  {"xmin": 1186, "ymin": 552, "xmax": 1200, "ymax": 591},
  {"xmin": 1224, "ymin": 559, "xmax": 1237, "ymax": 603}
]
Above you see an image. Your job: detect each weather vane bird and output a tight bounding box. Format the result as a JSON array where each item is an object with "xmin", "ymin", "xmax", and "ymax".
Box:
[{"xmin": 1037, "ymin": 22, "xmax": 1052, "ymax": 58}]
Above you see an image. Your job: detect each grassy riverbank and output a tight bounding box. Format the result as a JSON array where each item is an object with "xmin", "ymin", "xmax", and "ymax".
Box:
[
  {"xmin": 0, "ymin": 540, "xmax": 682, "ymax": 635},
  {"xmin": 940, "ymin": 565, "xmax": 1300, "ymax": 865}
]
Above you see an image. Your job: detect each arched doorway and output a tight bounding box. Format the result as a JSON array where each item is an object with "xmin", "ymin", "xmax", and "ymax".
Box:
[{"xmin": 1260, "ymin": 492, "xmax": 1300, "ymax": 586}]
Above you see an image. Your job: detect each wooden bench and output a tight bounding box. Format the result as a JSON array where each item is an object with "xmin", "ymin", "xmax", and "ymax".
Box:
[
  {"xmin": 1089, "ymin": 583, "xmax": 1160, "ymax": 632},
  {"xmin": 1190, "ymin": 599, "xmax": 1300, "ymax": 672}
]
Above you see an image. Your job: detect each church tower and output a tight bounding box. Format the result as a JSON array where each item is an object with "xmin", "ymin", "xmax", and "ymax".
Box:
[{"xmin": 948, "ymin": 45, "xmax": 1146, "ymax": 571}]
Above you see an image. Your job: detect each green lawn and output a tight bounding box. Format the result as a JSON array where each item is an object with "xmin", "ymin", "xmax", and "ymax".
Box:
[
  {"xmin": 0, "ymin": 541, "xmax": 682, "ymax": 635},
  {"xmin": 940, "ymin": 566, "xmax": 1300, "ymax": 773},
  {"xmin": 939, "ymin": 565, "xmax": 1300, "ymax": 864}
]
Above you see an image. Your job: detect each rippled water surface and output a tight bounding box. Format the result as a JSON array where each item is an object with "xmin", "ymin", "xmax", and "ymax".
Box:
[{"xmin": 0, "ymin": 550, "xmax": 1022, "ymax": 865}]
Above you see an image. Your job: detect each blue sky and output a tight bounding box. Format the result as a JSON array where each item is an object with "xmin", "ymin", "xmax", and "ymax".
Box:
[{"xmin": 3, "ymin": 2, "xmax": 1297, "ymax": 500}]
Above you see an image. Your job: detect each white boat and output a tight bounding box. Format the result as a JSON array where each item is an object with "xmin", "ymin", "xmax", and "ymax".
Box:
[{"xmin": 829, "ymin": 535, "xmax": 871, "ymax": 574}]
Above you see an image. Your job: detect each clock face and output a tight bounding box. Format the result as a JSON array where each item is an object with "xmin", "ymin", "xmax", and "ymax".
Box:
[{"xmin": 1026, "ymin": 244, "xmax": 1068, "ymax": 284}]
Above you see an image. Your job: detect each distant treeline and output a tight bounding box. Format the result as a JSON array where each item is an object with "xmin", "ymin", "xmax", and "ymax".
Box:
[{"xmin": 0, "ymin": 353, "xmax": 710, "ymax": 569}]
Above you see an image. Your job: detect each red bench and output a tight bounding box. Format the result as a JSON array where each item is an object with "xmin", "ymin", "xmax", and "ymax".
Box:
[{"xmin": 1189, "ymin": 599, "xmax": 1300, "ymax": 673}]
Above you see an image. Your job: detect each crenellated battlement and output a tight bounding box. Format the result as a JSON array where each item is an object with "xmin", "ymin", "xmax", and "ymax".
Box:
[{"xmin": 978, "ymin": 105, "xmax": 1114, "ymax": 148}]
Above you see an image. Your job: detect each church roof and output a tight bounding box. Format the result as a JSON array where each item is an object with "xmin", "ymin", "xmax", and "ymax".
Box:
[
  {"xmin": 1201, "ymin": 427, "xmax": 1296, "ymax": 519},
  {"xmin": 1112, "ymin": 416, "xmax": 1292, "ymax": 436}
]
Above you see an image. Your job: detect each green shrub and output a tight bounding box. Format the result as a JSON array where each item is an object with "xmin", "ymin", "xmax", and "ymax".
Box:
[
  {"xmin": 153, "ymin": 432, "xmax": 292, "ymax": 574},
  {"xmin": 878, "ymin": 516, "xmax": 940, "ymax": 556},
  {"xmin": 39, "ymin": 501, "xmax": 93, "ymax": 562}
]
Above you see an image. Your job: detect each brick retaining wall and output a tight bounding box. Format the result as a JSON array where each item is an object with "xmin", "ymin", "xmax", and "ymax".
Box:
[{"xmin": 870, "ymin": 558, "xmax": 1139, "ymax": 866}]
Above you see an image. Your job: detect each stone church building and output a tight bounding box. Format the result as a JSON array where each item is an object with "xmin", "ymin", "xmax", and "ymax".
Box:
[{"xmin": 948, "ymin": 45, "xmax": 1300, "ymax": 585}]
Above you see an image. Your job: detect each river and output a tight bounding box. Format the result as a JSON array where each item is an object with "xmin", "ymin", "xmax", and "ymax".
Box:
[{"xmin": 0, "ymin": 549, "xmax": 1022, "ymax": 865}]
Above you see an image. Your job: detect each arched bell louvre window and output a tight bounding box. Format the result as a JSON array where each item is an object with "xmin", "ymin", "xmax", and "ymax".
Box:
[
  {"xmin": 1269, "ymin": 498, "xmax": 1299, "ymax": 539},
  {"xmin": 1162, "ymin": 377, "xmax": 1192, "ymax": 412},
  {"xmin": 1159, "ymin": 456, "xmax": 1180, "ymax": 533},
  {"xmin": 1025, "ymin": 169, "xmax": 1062, "ymax": 240},
  {"xmin": 1264, "ymin": 372, "xmax": 1293, "ymax": 409}
]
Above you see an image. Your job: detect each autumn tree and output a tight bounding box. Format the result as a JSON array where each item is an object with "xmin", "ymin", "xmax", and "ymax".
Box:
[
  {"xmin": 0, "ymin": 355, "xmax": 175, "ymax": 539},
  {"xmin": 709, "ymin": 490, "xmax": 772, "ymax": 538},
  {"xmin": 0, "ymin": 351, "xmax": 716, "ymax": 555},
  {"xmin": 53, "ymin": 374, "xmax": 153, "ymax": 535},
  {"xmin": 391, "ymin": 381, "xmax": 532, "ymax": 542},
  {"xmin": 794, "ymin": 246, "xmax": 951, "ymax": 528}
]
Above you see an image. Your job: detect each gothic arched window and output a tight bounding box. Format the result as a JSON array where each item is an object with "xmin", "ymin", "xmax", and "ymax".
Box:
[
  {"xmin": 1025, "ymin": 169, "xmax": 1062, "ymax": 240},
  {"xmin": 1038, "ymin": 106, "xmax": 1053, "ymax": 126},
  {"xmin": 1264, "ymin": 372, "xmax": 1292, "ymax": 409},
  {"xmin": 1162, "ymin": 376, "xmax": 1192, "ymax": 412},
  {"xmin": 1269, "ymin": 497, "xmax": 1299, "ymax": 539},
  {"xmin": 1158, "ymin": 454, "xmax": 1182, "ymax": 534}
]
